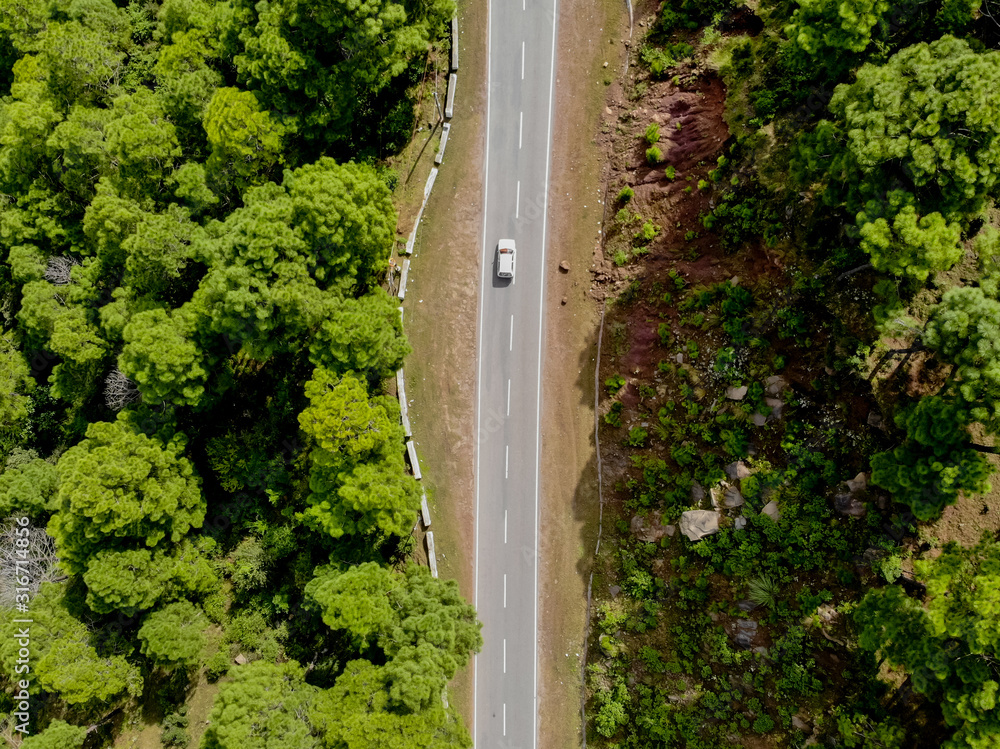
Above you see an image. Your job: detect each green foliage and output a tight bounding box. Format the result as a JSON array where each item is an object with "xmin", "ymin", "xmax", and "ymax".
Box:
[
  {"xmin": 617, "ymin": 186, "xmax": 634, "ymax": 203},
  {"xmin": 605, "ymin": 374, "xmax": 626, "ymax": 395},
  {"xmin": 19, "ymin": 720, "xmax": 87, "ymax": 749},
  {"xmin": 746, "ymin": 574, "xmax": 780, "ymax": 609},
  {"xmin": 646, "ymin": 146, "xmax": 663, "ymax": 165},
  {"xmin": 856, "ymin": 537, "xmax": 1000, "ymax": 748},
  {"xmin": 49, "ymin": 419, "xmax": 205, "ymax": 575},
  {"xmin": 785, "ymin": 0, "xmax": 890, "ymax": 60},
  {"xmin": 304, "ymin": 562, "xmax": 396, "ymax": 649},
  {"xmin": 160, "ymin": 710, "xmax": 191, "ymax": 747},
  {"xmin": 644, "ymin": 122, "xmax": 660, "ymax": 145},
  {"xmin": 202, "ymin": 660, "xmax": 318, "ymax": 748},
  {"xmin": 626, "ymin": 426, "xmax": 648, "ymax": 448},
  {"xmin": 203, "ymin": 87, "xmax": 285, "ymax": 191},
  {"xmin": 0, "ymin": 583, "xmax": 141, "ymax": 705},
  {"xmin": 139, "ymin": 600, "xmax": 208, "ymax": 669},
  {"xmin": 0, "ymin": 457, "xmax": 59, "ymax": 520}
]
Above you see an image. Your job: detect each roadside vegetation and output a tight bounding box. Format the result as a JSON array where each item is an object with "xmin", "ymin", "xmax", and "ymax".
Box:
[
  {"xmin": 587, "ymin": 0, "xmax": 1000, "ymax": 746},
  {"xmin": 0, "ymin": 0, "xmax": 479, "ymax": 747}
]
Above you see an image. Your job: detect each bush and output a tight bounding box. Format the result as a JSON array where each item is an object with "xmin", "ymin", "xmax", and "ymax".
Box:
[
  {"xmin": 626, "ymin": 427, "xmax": 648, "ymax": 447},
  {"xmin": 604, "ymin": 402, "xmax": 623, "ymax": 427},
  {"xmin": 646, "ymin": 146, "xmax": 663, "ymax": 165},
  {"xmin": 605, "ymin": 374, "xmax": 627, "ymax": 395},
  {"xmin": 613, "ymin": 249, "xmax": 629, "ymax": 266},
  {"xmin": 665, "ymin": 165, "xmax": 676, "ymax": 180},
  {"xmin": 752, "ymin": 715, "xmax": 775, "ymax": 733},
  {"xmin": 161, "ymin": 710, "xmax": 190, "ymax": 747},
  {"xmin": 617, "ymin": 186, "xmax": 634, "ymax": 203},
  {"xmin": 635, "ymin": 221, "xmax": 659, "ymax": 243},
  {"xmin": 204, "ymin": 648, "xmax": 232, "ymax": 682},
  {"xmin": 644, "ymin": 123, "xmax": 660, "ymax": 145}
]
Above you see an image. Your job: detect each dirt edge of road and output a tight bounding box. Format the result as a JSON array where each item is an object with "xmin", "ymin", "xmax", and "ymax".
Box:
[
  {"xmin": 539, "ymin": 1, "xmax": 631, "ymax": 748},
  {"xmin": 402, "ymin": 0, "xmax": 488, "ymax": 731}
]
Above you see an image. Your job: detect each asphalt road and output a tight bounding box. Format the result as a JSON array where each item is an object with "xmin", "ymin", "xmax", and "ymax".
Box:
[{"xmin": 473, "ymin": 0, "xmax": 559, "ymax": 745}]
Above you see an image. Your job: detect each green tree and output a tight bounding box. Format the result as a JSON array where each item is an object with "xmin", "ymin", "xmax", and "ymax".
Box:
[
  {"xmin": 311, "ymin": 659, "xmax": 472, "ymax": 749},
  {"xmin": 0, "ymin": 582, "xmax": 141, "ymax": 704},
  {"xmin": 871, "ymin": 397, "xmax": 992, "ymax": 521},
  {"xmin": 785, "ymin": 0, "xmax": 889, "ymax": 58},
  {"xmin": 298, "ymin": 370, "xmax": 400, "ymax": 465},
  {"xmin": 20, "ymin": 720, "xmax": 87, "ymax": 749},
  {"xmin": 923, "ymin": 286, "xmax": 1000, "ymax": 424},
  {"xmin": 856, "ymin": 537, "xmax": 1000, "ymax": 748},
  {"xmin": 119, "ymin": 306, "xmax": 212, "ymax": 407},
  {"xmin": 0, "ymin": 457, "xmax": 59, "ymax": 520},
  {"xmin": 201, "ymin": 660, "xmax": 319, "ymax": 749},
  {"xmin": 232, "ymin": 0, "xmax": 454, "ymax": 141},
  {"xmin": 304, "ymin": 562, "xmax": 396, "ymax": 648},
  {"xmin": 139, "ymin": 600, "xmax": 207, "ymax": 669},
  {"xmin": 379, "ymin": 564, "xmax": 482, "ymax": 711},
  {"xmin": 796, "ymin": 37, "xmax": 1000, "ymax": 278},
  {"xmin": 305, "ymin": 457, "xmax": 421, "ymax": 540},
  {"xmin": 203, "ymin": 87, "xmax": 285, "ymax": 190},
  {"xmin": 0, "ymin": 333, "xmax": 34, "ymax": 427},
  {"xmin": 308, "ymin": 290, "xmax": 411, "ymax": 378},
  {"xmin": 49, "ymin": 419, "xmax": 205, "ymax": 574}
]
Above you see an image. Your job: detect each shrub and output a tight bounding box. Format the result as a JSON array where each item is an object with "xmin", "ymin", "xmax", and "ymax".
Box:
[
  {"xmin": 605, "ymin": 374, "xmax": 626, "ymax": 395},
  {"xmin": 747, "ymin": 574, "xmax": 780, "ymax": 609},
  {"xmin": 604, "ymin": 402, "xmax": 623, "ymax": 427},
  {"xmin": 665, "ymin": 165, "xmax": 676, "ymax": 180},
  {"xmin": 617, "ymin": 186, "xmax": 634, "ymax": 203},
  {"xmin": 613, "ymin": 249, "xmax": 629, "ymax": 266},
  {"xmin": 205, "ymin": 648, "xmax": 232, "ymax": 682},
  {"xmin": 626, "ymin": 427, "xmax": 648, "ymax": 447},
  {"xmin": 161, "ymin": 711, "xmax": 190, "ymax": 747},
  {"xmin": 657, "ymin": 323, "xmax": 674, "ymax": 347},
  {"xmin": 646, "ymin": 146, "xmax": 663, "ymax": 165},
  {"xmin": 644, "ymin": 123, "xmax": 660, "ymax": 145},
  {"xmin": 635, "ymin": 221, "xmax": 659, "ymax": 243},
  {"xmin": 752, "ymin": 715, "xmax": 775, "ymax": 733}
]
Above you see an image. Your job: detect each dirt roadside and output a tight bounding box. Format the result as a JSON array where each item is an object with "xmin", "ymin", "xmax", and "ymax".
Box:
[{"xmin": 539, "ymin": 1, "xmax": 631, "ymax": 748}]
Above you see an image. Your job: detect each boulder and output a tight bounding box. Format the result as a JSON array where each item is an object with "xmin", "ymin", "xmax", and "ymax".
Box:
[
  {"xmin": 761, "ymin": 500, "xmax": 781, "ymax": 521},
  {"xmin": 834, "ymin": 493, "xmax": 867, "ymax": 517},
  {"xmin": 559, "ymin": 260, "xmax": 570, "ymax": 272},
  {"xmin": 725, "ymin": 461, "xmax": 753, "ymax": 480},
  {"xmin": 845, "ymin": 472, "xmax": 868, "ymax": 494},
  {"xmin": 723, "ymin": 486, "xmax": 744, "ymax": 508},
  {"xmin": 751, "ymin": 412, "xmax": 768, "ymax": 426},
  {"xmin": 764, "ymin": 375, "xmax": 788, "ymax": 396},
  {"xmin": 709, "ymin": 485, "xmax": 724, "ymax": 509},
  {"xmin": 792, "ymin": 715, "xmax": 811, "ymax": 733},
  {"xmin": 734, "ymin": 619, "xmax": 758, "ymax": 649},
  {"xmin": 734, "ymin": 516, "xmax": 747, "ymax": 531},
  {"xmin": 609, "ymin": 585, "xmax": 621, "ymax": 598},
  {"xmin": 630, "ymin": 512, "xmax": 675, "ymax": 543},
  {"xmin": 234, "ymin": 653, "xmax": 249, "ymax": 665},
  {"xmin": 867, "ymin": 411, "xmax": 884, "ymax": 428},
  {"xmin": 690, "ymin": 481, "xmax": 706, "ymax": 505},
  {"xmin": 679, "ymin": 510, "xmax": 720, "ymax": 541},
  {"xmin": 725, "ymin": 385, "xmax": 748, "ymax": 401},
  {"xmin": 765, "ymin": 397, "xmax": 784, "ymax": 419}
]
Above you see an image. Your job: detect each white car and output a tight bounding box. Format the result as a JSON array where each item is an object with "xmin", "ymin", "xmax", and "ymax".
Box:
[{"xmin": 497, "ymin": 239, "xmax": 516, "ymax": 279}]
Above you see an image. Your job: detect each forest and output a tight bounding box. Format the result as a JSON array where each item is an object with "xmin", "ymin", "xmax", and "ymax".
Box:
[
  {"xmin": 0, "ymin": 0, "xmax": 480, "ymax": 747},
  {"xmin": 587, "ymin": 0, "xmax": 1000, "ymax": 746}
]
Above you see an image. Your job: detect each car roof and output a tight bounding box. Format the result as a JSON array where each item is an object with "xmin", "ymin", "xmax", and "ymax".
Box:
[{"xmin": 498, "ymin": 239, "xmax": 516, "ymax": 251}]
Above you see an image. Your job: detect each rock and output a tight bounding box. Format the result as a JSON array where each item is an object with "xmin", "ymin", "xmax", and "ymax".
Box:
[
  {"xmin": 675, "ymin": 353, "xmax": 684, "ymax": 364},
  {"xmin": 765, "ymin": 375, "xmax": 788, "ymax": 396},
  {"xmin": 835, "ymin": 493, "xmax": 867, "ymax": 517},
  {"xmin": 709, "ymin": 484, "xmax": 725, "ymax": 509},
  {"xmin": 753, "ymin": 646, "xmax": 769, "ymax": 657},
  {"xmin": 561, "ymin": 297, "xmax": 567, "ymax": 305},
  {"xmin": 725, "ymin": 385, "xmax": 748, "ymax": 401},
  {"xmin": 605, "ymin": 106, "xmax": 613, "ymax": 115},
  {"xmin": 737, "ymin": 599, "xmax": 759, "ymax": 612},
  {"xmin": 723, "ymin": 486, "xmax": 744, "ymax": 508},
  {"xmin": 846, "ymin": 472, "xmax": 868, "ymax": 494},
  {"xmin": 709, "ymin": 612, "xmax": 720, "ymax": 622},
  {"xmin": 609, "ymin": 585, "xmax": 621, "ymax": 598},
  {"xmin": 603, "ymin": 61, "xmax": 609, "ymax": 68},
  {"xmin": 559, "ymin": 260, "xmax": 570, "ymax": 272},
  {"xmin": 630, "ymin": 512, "xmax": 675, "ymax": 542},
  {"xmin": 734, "ymin": 516, "xmax": 747, "ymax": 531},
  {"xmin": 725, "ymin": 461, "xmax": 753, "ymax": 481},
  {"xmin": 690, "ymin": 482, "xmax": 706, "ymax": 505},
  {"xmin": 765, "ymin": 397, "xmax": 783, "ymax": 419},
  {"xmin": 751, "ymin": 412, "xmax": 768, "ymax": 426},
  {"xmin": 679, "ymin": 510, "xmax": 720, "ymax": 541},
  {"xmin": 734, "ymin": 619, "xmax": 758, "ymax": 649},
  {"xmin": 876, "ymin": 494, "xmax": 890, "ymax": 511},
  {"xmin": 867, "ymin": 411, "xmax": 884, "ymax": 428},
  {"xmin": 792, "ymin": 716, "xmax": 811, "ymax": 732},
  {"xmin": 234, "ymin": 653, "xmax": 249, "ymax": 666},
  {"xmin": 729, "ymin": 276, "xmax": 741, "ymax": 286},
  {"xmin": 824, "ymin": 366, "xmax": 835, "ymax": 375},
  {"xmin": 762, "ymin": 500, "xmax": 781, "ymax": 521}
]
